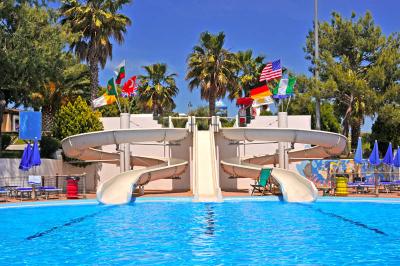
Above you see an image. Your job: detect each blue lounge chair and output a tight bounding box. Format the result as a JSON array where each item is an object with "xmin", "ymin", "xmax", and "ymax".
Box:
[
  {"xmin": 15, "ymin": 187, "xmax": 33, "ymax": 200},
  {"xmin": 250, "ymin": 168, "xmax": 272, "ymax": 196},
  {"xmin": 0, "ymin": 188, "xmax": 8, "ymax": 202},
  {"xmin": 37, "ymin": 186, "xmax": 62, "ymax": 199},
  {"xmin": 348, "ymin": 181, "xmax": 375, "ymax": 194}
]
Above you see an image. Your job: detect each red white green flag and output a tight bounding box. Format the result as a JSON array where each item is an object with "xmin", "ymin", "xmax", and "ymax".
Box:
[{"xmin": 114, "ymin": 60, "xmax": 126, "ymax": 84}]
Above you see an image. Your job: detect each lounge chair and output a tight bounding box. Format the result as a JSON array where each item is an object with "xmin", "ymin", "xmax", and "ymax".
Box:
[
  {"xmin": 37, "ymin": 186, "xmax": 62, "ymax": 200},
  {"xmin": 348, "ymin": 182, "xmax": 375, "ymax": 194},
  {"xmin": 15, "ymin": 187, "xmax": 33, "ymax": 201},
  {"xmin": 0, "ymin": 188, "xmax": 8, "ymax": 202},
  {"xmin": 250, "ymin": 168, "xmax": 272, "ymax": 196}
]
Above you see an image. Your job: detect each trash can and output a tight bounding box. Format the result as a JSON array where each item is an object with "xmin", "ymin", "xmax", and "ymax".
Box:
[
  {"xmin": 66, "ymin": 176, "xmax": 80, "ymax": 199},
  {"xmin": 335, "ymin": 176, "xmax": 348, "ymax": 196}
]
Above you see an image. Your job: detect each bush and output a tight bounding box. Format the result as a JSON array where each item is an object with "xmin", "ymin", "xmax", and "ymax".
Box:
[
  {"xmin": 53, "ymin": 96, "xmax": 104, "ymax": 140},
  {"xmin": 0, "ymin": 150, "xmax": 23, "ymax": 158},
  {"xmin": 220, "ymin": 118, "xmax": 235, "ymax": 128},
  {"xmin": 40, "ymin": 136, "xmax": 60, "ymax": 158},
  {"xmin": 1, "ymin": 134, "xmax": 12, "ymax": 150}
]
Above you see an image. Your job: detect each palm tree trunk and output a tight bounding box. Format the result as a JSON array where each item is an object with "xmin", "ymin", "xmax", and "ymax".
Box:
[
  {"xmin": 88, "ymin": 48, "xmax": 99, "ymax": 107},
  {"xmin": 209, "ymin": 86, "xmax": 216, "ymax": 117},
  {"xmin": 42, "ymin": 107, "xmax": 54, "ymax": 133},
  {"xmin": 315, "ymin": 97, "xmax": 321, "ymax": 130},
  {"xmin": 0, "ymin": 91, "xmax": 6, "ymax": 154},
  {"xmin": 350, "ymin": 118, "xmax": 361, "ymax": 150}
]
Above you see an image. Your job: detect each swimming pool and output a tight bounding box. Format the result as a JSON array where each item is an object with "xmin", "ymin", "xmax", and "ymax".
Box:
[{"xmin": 1, "ymin": 198, "xmax": 400, "ymax": 265}]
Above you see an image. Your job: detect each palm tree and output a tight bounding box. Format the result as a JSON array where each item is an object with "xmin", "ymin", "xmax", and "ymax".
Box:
[
  {"xmin": 186, "ymin": 32, "xmax": 238, "ymax": 116},
  {"xmin": 138, "ymin": 63, "xmax": 178, "ymax": 116},
  {"xmin": 60, "ymin": 0, "xmax": 131, "ymax": 104},
  {"xmin": 234, "ymin": 49, "xmax": 265, "ymax": 98},
  {"xmin": 30, "ymin": 62, "xmax": 91, "ymax": 131}
]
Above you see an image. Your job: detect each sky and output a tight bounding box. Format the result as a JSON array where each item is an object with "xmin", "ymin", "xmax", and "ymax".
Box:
[{"xmin": 98, "ymin": 0, "xmax": 400, "ymax": 132}]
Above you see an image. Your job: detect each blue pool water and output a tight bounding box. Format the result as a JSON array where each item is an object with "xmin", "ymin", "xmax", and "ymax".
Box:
[{"xmin": 1, "ymin": 198, "xmax": 400, "ymax": 265}]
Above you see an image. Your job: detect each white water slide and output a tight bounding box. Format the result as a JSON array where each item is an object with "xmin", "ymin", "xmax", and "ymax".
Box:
[
  {"xmin": 220, "ymin": 128, "xmax": 347, "ymax": 202},
  {"xmin": 61, "ymin": 128, "xmax": 189, "ymax": 204},
  {"xmin": 192, "ymin": 127, "xmax": 223, "ymax": 202}
]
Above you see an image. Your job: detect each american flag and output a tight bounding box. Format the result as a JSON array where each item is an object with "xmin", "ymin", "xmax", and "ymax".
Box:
[{"xmin": 259, "ymin": 59, "xmax": 282, "ymax": 82}]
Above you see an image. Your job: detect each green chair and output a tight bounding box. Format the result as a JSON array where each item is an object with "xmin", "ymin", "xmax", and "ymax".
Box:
[{"xmin": 250, "ymin": 168, "xmax": 272, "ymax": 196}]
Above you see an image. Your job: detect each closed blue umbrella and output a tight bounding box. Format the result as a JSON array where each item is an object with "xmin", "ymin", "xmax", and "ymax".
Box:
[
  {"xmin": 394, "ymin": 147, "xmax": 400, "ymax": 168},
  {"xmin": 382, "ymin": 143, "xmax": 393, "ymax": 165},
  {"xmin": 19, "ymin": 142, "xmax": 32, "ymax": 171},
  {"xmin": 30, "ymin": 139, "xmax": 41, "ymax": 167},
  {"xmin": 354, "ymin": 137, "xmax": 363, "ymax": 164},
  {"xmin": 369, "ymin": 140, "xmax": 381, "ymax": 195},
  {"xmin": 369, "ymin": 140, "xmax": 380, "ymax": 166}
]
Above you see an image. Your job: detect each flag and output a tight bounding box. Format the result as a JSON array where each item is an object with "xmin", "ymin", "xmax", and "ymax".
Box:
[
  {"xmin": 250, "ymin": 84, "xmax": 272, "ymax": 100},
  {"xmin": 121, "ymin": 76, "xmax": 137, "ymax": 97},
  {"xmin": 93, "ymin": 93, "xmax": 116, "ymax": 108},
  {"xmin": 272, "ymin": 77, "xmax": 296, "ymax": 99},
  {"xmin": 259, "ymin": 59, "xmax": 282, "ymax": 82},
  {"xmin": 114, "ymin": 60, "xmax": 126, "ymax": 84},
  {"xmin": 252, "ymin": 96, "xmax": 274, "ymax": 107},
  {"xmin": 107, "ymin": 78, "xmax": 118, "ymax": 96}
]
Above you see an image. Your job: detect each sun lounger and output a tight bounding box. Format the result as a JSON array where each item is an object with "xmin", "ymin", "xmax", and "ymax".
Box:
[
  {"xmin": 250, "ymin": 168, "xmax": 272, "ymax": 196},
  {"xmin": 347, "ymin": 182, "xmax": 375, "ymax": 194},
  {"xmin": 0, "ymin": 188, "xmax": 8, "ymax": 202},
  {"xmin": 37, "ymin": 186, "xmax": 62, "ymax": 199},
  {"xmin": 15, "ymin": 187, "xmax": 33, "ymax": 201}
]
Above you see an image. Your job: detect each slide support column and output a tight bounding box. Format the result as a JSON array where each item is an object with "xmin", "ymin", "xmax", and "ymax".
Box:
[
  {"xmin": 278, "ymin": 112, "xmax": 288, "ymax": 169},
  {"xmin": 120, "ymin": 113, "xmax": 131, "ymax": 172}
]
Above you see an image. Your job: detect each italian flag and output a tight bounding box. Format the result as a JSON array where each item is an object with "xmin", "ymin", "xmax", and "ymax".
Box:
[
  {"xmin": 93, "ymin": 93, "xmax": 116, "ymax": 108},
  {"xmin": 114, "ymin": 60, "xmax": 126, "ymax": 85},
  {"xmin": 107, "ymin": 78, "xmax": 118, "ymax": 96},
  {"xmin": 273, "ymin": 77, "xmax": 296, "ymax": 99}
]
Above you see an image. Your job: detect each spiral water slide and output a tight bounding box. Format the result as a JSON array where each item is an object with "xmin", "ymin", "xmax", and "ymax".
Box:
[
  {"xmin": 61, "ymin": 128, "xmax": 189, "ymax": 204},
  {"xmin": 220, "ymin": 128, "xmax": 347, "ymax": 202}
]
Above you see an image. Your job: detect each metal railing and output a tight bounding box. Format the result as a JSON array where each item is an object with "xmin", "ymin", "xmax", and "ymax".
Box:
[{"xmin": 0, "ymin": 174, "xmax": 87, "ymax": 200}]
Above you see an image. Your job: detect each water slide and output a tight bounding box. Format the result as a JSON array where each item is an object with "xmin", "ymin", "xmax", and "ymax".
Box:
[
  {"xmin": 220, "ymin": 128, "xmax": 347, "ymax": 202},
  {"xmin": 61, "ymin": 128, "xmax": 189, "ymax": 204},
  {"xmin": 192, "ymin": 126, "xmax": 223, "ymax": 202}
]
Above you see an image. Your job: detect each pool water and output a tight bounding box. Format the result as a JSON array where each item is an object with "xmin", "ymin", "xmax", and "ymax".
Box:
[{"xmin": 1, "ymin": 199, "xmax": 400, "ymax": 265}]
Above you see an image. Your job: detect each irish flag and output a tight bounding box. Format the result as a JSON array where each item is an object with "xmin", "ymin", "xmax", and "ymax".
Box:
[
  {"xmin": 107, "ymin": 78, "xmax": 118, "ymax": 96},
  {"xmin": 114, "ymin": 60, "xmax": 126, "ymax": 84},
  {"xmin": 93, "ymin": 93, "xmax": 116, "ymax": 108},
  {"xmin": 272, "ymin": 77, "xmax": 296, "ymax": 99}
]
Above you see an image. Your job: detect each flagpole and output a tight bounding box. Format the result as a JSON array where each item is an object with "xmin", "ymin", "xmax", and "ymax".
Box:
[
  {"xmin": 286, "ymin": 96, "xmax": 292, "ymax": 112},
  {"xmin": 115, "ymin": 92, "xmax": 122, "ymax": 113}
]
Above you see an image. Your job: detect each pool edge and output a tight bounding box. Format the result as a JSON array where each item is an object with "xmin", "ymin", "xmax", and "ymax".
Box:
[{"xmin": 1, "ymin": 196, "xmax": 400, "ymax": 209}]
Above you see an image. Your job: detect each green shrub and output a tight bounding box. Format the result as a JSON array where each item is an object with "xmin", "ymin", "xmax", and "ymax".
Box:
[
  {"xmin": 0, "ymin": 150, "xmax": 23, "ymax": 158},
  {"xmin": 53, "ymin": 96, "xmax": 103, "ymax": 140},
  {"xmin": 220, "ymin": 118, "xmax": 235, "ymax": 128},
  {"xmin": 1, "ymin": 134, "xmax": 12, "ymax": 150},
  {"xmin": 40, "ymin": 136, "xmax": 60, "ymax": 158}
]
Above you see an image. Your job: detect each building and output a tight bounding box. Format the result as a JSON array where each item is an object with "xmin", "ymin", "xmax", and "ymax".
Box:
[{"xmin": 1, "ymin": 109, "xmax": 19, "ymax": 132}]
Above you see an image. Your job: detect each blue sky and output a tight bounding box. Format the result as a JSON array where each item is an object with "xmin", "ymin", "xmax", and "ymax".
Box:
[{"xmin": 99, "ymin": 0, "xmax": 399, "ymax": 131}]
